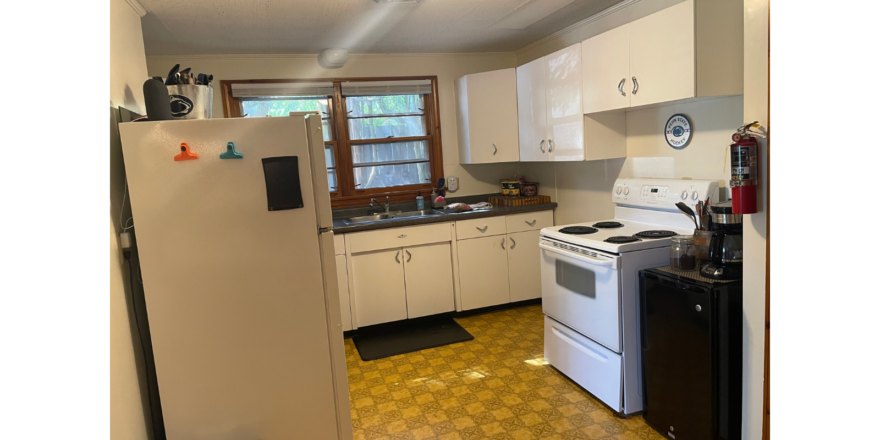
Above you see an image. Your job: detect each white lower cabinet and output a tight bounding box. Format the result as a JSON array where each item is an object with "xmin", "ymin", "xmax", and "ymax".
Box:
[
  {"xmin": 457, "ymin": 235, "xmax": 511, "ymax": 310},
  {"xmin": 507, "ymin": 230, "xmax": 542, "ymax": 302},
  {"xmin": 335, "ymin": 254, "xmax": 353, "ymax": 331},
  {"xmin": 403, "ymin": 243, "xmax": 455, "ymax": 319},
  {"xmin": 345, "ymin": 211, "xmax": 553, "ymax": 324},
  {"xmin": 350, "ymin": 248, "xmax": 407, "ymax": 327}
]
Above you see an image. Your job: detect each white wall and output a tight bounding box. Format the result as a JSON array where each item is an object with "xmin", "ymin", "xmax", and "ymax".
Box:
[
  {"xmin": 742, "ymin": 0, "xmax": 769, "ymax": 437},
  {"xmin": 145, "ymin": 53, "xmax": 522, "ymax": 198},
  {"xmin": 110, "ymin": 0, "xmax": 151, "ymax": 438}
]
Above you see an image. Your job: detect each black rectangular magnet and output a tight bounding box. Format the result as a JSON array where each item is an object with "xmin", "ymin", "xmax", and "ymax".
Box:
[{"xmin": 261, "ymin": 156, "xmax": 304, "ymax": 211}]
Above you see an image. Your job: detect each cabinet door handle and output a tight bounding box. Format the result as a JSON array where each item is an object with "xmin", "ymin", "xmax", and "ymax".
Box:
[
  {"xmin": 501, "ymin": 238, "xmax": 506, "ymax": 250},
  {"xmin": 539, "ymin": 140, "xmax": 545, "ymax": 153},
  {"xmin": 395, "ymin": 251, "xmax": 400, "ymax": 264},
  {"xmin": 405, "ymin": 250, "xmax": 412, "ymax": 262},
  {"xmin": 548, "ymin": 139, "xmax": 554, "ymax": 152},
  {"xmin": 477, "ymin": 225, "xmax": 488, "ymax": 232},
  {"xmin": 493, "ymin": 143, "xmax": 498, "ymax": 155},
  {"xmin": 510, "ymin": 237, "xmax": 516, "ymax": 249},
  {"xmin": 632, "ymin": 76, "xmax": 639, "ymax": 95},
  {"xmin": 398, "ymin": 234, "xmax": 406, "ymax": 238},
  {"xmin": 526, "ymin": 219, "xmax": 536, "ymax": 226},
  {"xmin": 618, "ymin": 78, "xmax": 626, "ymax": 96}
]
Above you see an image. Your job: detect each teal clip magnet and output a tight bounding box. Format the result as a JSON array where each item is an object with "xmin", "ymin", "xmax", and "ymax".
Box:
[{"xmin": 219, "ymin": 142, "xmax": 243, "ymax": 159}]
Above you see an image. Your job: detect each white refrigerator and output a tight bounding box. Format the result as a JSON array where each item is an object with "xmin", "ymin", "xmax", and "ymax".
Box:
[{"xmin": 119, "ymin": 114, "xmax": 352, "ymax": 440}]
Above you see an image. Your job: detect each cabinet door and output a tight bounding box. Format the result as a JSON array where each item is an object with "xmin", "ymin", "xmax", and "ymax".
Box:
[
  {"xmin": 507, "ymin": 230, "xmax": 542, "ymax": 302},
  {"xmin": 581, "ymin": 25, "xmax": 630, "ymax": 113},
  {"xmin": 457, "ymin": 236, "xmax": 510, "ymax": 310},
  {"xmin": 629, "ymin": 0, "xmax": 695, "ymax": 107},
  {"xmin": 403, "ymin": 243, "xmax": 455, "ymax": 319},
  {"xmin": 516, "ymin": 57, "xmax": 548, "ymax": 162},
  {"xmin": 464, "ymin": 69, "xmax": 520, "ymax": 163},
  {"xmin": 335, "ymin": 255, "xmax": 353, "ymax": 331},
  {"xmin": 545, "ymin": 43, "xmax": 584, "ymax": 161},
  {"xmin": 350, "ymin": 249, "xmax": 407, "ymax": 327}
]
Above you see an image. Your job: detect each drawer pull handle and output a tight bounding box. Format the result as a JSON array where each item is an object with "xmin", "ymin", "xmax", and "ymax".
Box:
[
  {"xmin": 398, "ymin": 234, "xmax": 406, "ymax": 238},
  {"xmin": 618, "ymin": 77, "xmax": 626, "ymax": 96},
  {"xmin": 526, "ymin": 220, "xmax": 536, "ymax": 226},
  {"xmin": 501, "ymin": 238, "xmax": 506, "ymax": 250},
  {"xmin": 477, "ymin": 226, "xmax": 488, "ymax": 232},
  {"xmin": 539, "ymin": 140, "xmax": 545, "ymax": 153},
  {"xmin": 406, "ymin": 250, "xmax": 412, "ymax": 262},
  {"xmin": 632, "ymin": 76, "xmax": 639, "ymax": 95},
  {"xmin": 395, "ymin": 251, "xmax": 400, "ymax": 263},
  {"xmin": 493, "ymin": 144, "xmax": 498, "ymax": 155},
  {"xmin": 510, "ymin": 237, "xmax": 516, "ymax": 249}
]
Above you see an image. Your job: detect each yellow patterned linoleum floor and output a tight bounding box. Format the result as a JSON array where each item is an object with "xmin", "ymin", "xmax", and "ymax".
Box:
[{"xmin": 344, "ymin": 304, "xmax": 664, "ymax": 440}]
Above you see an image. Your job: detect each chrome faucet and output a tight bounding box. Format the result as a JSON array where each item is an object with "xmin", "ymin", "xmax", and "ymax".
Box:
[{"xmin": 369, "ymin": 196, "xmax": 391, "ymax": 213}]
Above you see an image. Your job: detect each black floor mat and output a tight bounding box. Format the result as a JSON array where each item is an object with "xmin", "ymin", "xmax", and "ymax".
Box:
[{"xmin": 352, "ymin": 318, "xmax": 474, "ymax": 361}]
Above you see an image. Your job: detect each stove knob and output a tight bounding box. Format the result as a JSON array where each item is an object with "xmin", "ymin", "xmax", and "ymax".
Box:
[
  {"xmin": 623, "ymin": 187, "xmax": 630, "ymax": 195},
  {"xmin": 692, "ymin": 191, "xmax": 699, "ymax": 201},
  {"xmin": 616, "ymin": 186, "xmax": 622, "ymax": 195},
  {"xmin": 680, "ymin": 190, "xmax": 688, "ymax": 200}
]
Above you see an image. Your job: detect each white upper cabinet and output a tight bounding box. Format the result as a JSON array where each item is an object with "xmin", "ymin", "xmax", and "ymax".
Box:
[
  {"xmin": 581, "ymin": 0, "xmax": 743, "ymax": 113},
  {"xmin": 628, "ymin": 1, "xmax": 695, "ymax": 107},
  {"xmin": 516, "ymin": 43, "xmax": 584, "ymax": 162},
  {"xmin": 456, "ymin": 69, "xmax": 520, "ymax": 164},
  {"xmin": 581, "ymin": 25, "xmax": 630, "ymax": 114},
  {"xmin": 516, "ymin": 58, "xmax": 547, "ymax": 162},
  {"xmin": 546, "ymin": 44, "xmax": 585, "ymax": 161}
]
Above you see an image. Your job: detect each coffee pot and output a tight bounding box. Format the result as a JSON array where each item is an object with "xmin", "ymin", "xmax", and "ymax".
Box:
[{"xmin": 700, "ymin": 201, "xmax": 743, "ymax": 280}]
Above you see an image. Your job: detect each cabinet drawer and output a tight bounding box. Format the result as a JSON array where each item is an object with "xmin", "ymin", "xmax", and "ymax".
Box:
[
  {"xmin": 505, "ymin": 210, "xmax": 553, "ymax": 234},
  {"xmin": 455, "ymin": 216, "xmax": 507, "ymax": 240},
  {"xmin": 348, "ymin": 223, "xmax": 451, "ymax": 254},
  {"xmin": 544, "ymin": 316, "xmax": 622, "ymax": 411}
]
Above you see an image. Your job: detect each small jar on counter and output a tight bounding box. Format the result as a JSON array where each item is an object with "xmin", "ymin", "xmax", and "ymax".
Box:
[{"xmin": 670, "ymin": 235, "xmax": 697, "ymax": 270}]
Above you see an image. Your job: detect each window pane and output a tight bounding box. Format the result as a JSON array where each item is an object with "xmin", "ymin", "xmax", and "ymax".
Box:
[
  {"xmin": 345, "ymin": 95, "xmax": 424, "ymax": 117},
  {"xmin": 328, "ymin": 169, "xmax": 337, "ymax": 192},
  {"xmin": 348, "ymin": 116, "xmax": 426, "ymax": 140},
  {"xmin": 324, "ymin": 144, "xmax": 336, "ymax": 168},
  {"xmin": 354, "ymin": 162, "xmax": 431, "ymax": 189},
  {"xmin": 351, "ymin": 140, "xmax": 429, "ymax": 165},
  {"xmin": 241, "ymin": 97, "xmax": 333, "ymax": 141}
]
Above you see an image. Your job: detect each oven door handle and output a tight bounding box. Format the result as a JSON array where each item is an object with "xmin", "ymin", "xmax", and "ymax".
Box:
[{"xmin": 539, "ymin": 242, "xmax": 616, "ymax": 267}]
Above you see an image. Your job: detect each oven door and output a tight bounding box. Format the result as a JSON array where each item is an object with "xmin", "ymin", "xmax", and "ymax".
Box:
[{"xmin": 540, "ymin": 237, "xmax": 622, "ymax": 352}]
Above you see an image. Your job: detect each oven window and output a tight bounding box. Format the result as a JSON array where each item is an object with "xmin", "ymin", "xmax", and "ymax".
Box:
[{"xmin": 556, "ymin": 260, "xmax": 597, "ymax": 298}]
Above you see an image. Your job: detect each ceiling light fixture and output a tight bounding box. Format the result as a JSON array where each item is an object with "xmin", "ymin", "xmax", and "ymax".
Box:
[{"xmin": 318, "ymin": 49, "xmax": 349, "ymax": 69}]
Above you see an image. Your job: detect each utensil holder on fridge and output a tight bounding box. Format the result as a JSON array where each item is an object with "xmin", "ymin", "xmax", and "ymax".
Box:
[{"xmin": 166, "ymin": 85, "xmax": 213, "ymax": 120}]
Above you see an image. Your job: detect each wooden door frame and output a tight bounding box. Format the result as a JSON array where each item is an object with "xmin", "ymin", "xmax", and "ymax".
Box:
[{"xmin": 763, "ymin": 0, "xmax": 773, "ymax": 440}]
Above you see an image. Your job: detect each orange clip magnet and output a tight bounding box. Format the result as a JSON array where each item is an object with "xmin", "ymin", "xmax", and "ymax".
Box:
[{"xmin": 174, "ymin": 143, "xmax": 199, "ymax": 161}]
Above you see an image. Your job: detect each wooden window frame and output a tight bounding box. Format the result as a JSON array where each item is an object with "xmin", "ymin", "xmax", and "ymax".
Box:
[{"xmin": 220, "ymin": 76, "xmax": 444, "ymax": 208}]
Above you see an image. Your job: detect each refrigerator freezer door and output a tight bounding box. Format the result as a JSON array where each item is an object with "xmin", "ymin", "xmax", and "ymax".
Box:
[
  {"xmin": 298, "ymin": 111, "xmax": 334, "ymax": 230},
  {"xmin": 119, "ymin": 116, "xmax": 340, "ymax": 440}
]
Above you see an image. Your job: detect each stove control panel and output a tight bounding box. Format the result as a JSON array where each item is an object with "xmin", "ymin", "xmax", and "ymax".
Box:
[{"xmin": 613, "ymin": 178, "xmax": 719, "ymax": 211}]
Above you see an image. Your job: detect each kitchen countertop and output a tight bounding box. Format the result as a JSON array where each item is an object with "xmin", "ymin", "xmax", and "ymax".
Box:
[{"xmin": 331, "ymin": 194, "xmax": 556, "ymax": 234}]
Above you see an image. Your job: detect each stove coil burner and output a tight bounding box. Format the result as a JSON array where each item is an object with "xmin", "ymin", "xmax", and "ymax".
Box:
[
  {"xmin": 604, "ymin": 236, "xmax": 640, "ymax": 244},
  {"xmin": 592, "ymin": 221, "xmax": 624, "ymax": 229},
  {"xmin": 558, "ymin": 226, "xmax": 598, "ymax": 235},
  {"xmin": 635, "ymin": 230, "xmax": 677, "ymax": 239}
]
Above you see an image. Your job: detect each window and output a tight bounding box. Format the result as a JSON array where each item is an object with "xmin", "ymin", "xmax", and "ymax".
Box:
[{"xmin": 221, "ymin": 78, "xmax": 442, "ymax": 207}]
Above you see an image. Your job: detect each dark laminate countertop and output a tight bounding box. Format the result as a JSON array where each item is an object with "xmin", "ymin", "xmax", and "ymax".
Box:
[{"xmin": 331, "ymin": 193, "xmax": 556, "ymax": 234}]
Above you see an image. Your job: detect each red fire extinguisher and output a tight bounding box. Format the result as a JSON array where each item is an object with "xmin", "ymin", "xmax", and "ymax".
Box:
[{"xmin": 729, "ymin": 122, "xmax": 765, "ymax": 214}]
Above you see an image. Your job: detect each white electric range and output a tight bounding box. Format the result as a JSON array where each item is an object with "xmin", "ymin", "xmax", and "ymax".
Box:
[{"xmin": 540, "ymin": 178, "xmax": 719, "ymax": 415}]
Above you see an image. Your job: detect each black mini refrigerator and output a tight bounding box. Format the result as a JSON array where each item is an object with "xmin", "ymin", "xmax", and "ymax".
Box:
[{"xmin": 639, "ymin": 267, "xmax": 743, "ymax": 440}]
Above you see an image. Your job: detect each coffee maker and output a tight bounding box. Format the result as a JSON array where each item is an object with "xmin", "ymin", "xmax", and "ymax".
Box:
[{"xmin": 700, "ymin": 201, "xmax": 743, "ymax": 280}]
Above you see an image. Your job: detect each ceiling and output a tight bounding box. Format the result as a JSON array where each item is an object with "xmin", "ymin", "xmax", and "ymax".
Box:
[{"xmin": 139, "ymin": 0, "xmax": 624, "ymax": 55}]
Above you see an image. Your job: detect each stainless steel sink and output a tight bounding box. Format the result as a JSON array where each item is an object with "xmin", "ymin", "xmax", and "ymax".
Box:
[
  {"xmin": 341, "ymin": 209, "xmax": 445, "ymax": 224},
  {"xmin": 393, "ymin": 210, "xmax": 445, "ymax": 218}
]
